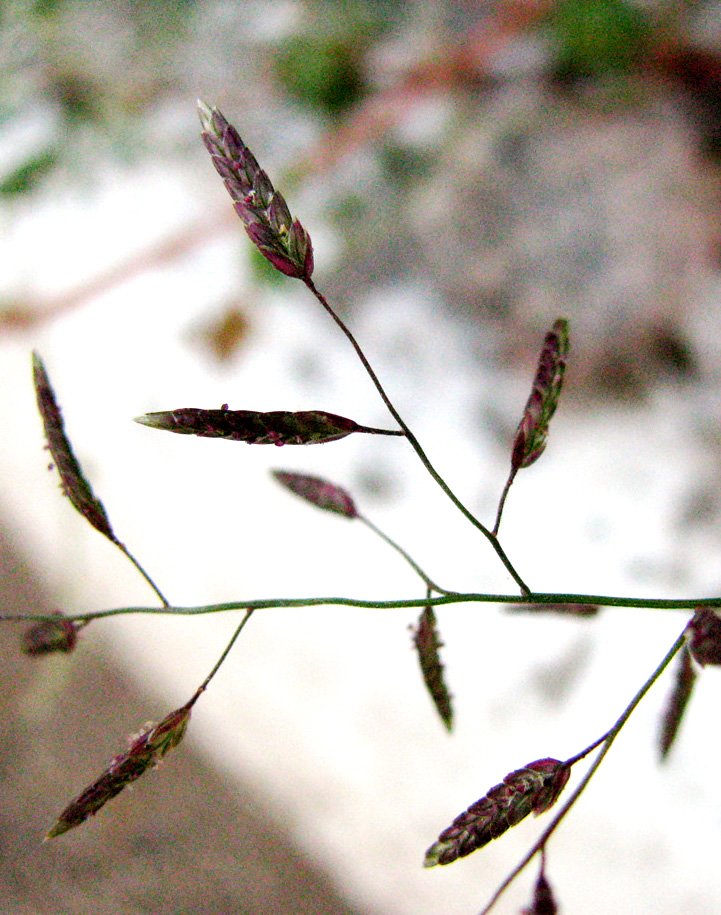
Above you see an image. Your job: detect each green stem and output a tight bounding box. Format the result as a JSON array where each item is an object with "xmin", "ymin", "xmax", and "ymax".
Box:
[
  {"xmin": 2, "ymin": 591, "xmax": 713, "ymax": 624},
  {"xmin": 188, "ymin": 608, "xmax": 255, "ymax": 706},
  {"xmin": 477, "ymin": 625, "xmax": 688, "ymax": 915},
  {"xmin": 358, "ymin": 514, "xmax": 453, "ymax": 595},
  {"xmin": 356, "ymin": 425, "xmax": 406, "ymax": 436},
  {"xmin": 303, "ymin": 278, "xmax": 530, "ymax": 596},
  {"xmin": 115, "ymin": 541, "xmax": 170, "ymax": 607},
  {"xmin": 492, "ymin": 468, "xmax": 517, "ymax": 536}
]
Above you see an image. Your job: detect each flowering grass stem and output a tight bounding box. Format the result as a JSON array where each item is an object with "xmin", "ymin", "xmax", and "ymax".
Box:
[
  {"xmin": 44, "ymin": 610, "xmax": 255, "ymax": 840},
  {"xmin": 13, "ymin": 102, "xmax": 711, "ymax": 895},
  {"xmin": 476, "ymin": 625, "xmax": 688, "ymax": 915}
]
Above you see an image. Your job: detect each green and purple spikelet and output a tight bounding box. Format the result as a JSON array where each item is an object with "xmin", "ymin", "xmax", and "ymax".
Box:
[
  {"xmin": 136, "ymin": 406, "xmax": 403, "ymax": 445},
  {"xmin": 412, "ymin": 606, "xmax": 453, "ymax": 731},
  {"xmin": 21, "ymin": 613, "xmax": 81, "ymax": 655},
  {"xmin": 424, "ymin": 758, "xmax": 570, "ymax": 867},
  {"xmin": 272, "ymin": 470, "xmax": 358, "ymax": 517},
  {"xmin": 198, "ymin": 101, "xmax": 314, "ymax": 281},
  {"xmin": 33, "ymin": 352, "xmax": 117, "ymax": 541},
  {"xmin": 511, "ymin": 319, "xmax": 569, "ymax": 473},
  {"xmin": 46, "ymin": 703, "xmax": 193, "ymax": 839}
]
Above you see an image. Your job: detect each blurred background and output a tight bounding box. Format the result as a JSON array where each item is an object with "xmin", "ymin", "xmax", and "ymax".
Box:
[{"xmin": 3, "ymin": 1, "xmax": 721, "ymax": 913}]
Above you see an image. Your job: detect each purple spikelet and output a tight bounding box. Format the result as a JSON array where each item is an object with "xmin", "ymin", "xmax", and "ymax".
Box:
[{"xmin": 198, "ymin": 101, "xmax": 314, "ymax": 281}]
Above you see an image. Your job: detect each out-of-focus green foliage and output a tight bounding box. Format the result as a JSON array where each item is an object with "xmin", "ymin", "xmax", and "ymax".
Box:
[
  {"xmin": 275, "ymin": 34, "xmax": 367, "ymax": 115},
  {"xmin": 549, "ymin": 0, "xmax": 651, "ymax": 81},
  {"xmin": 379, "ymin": 143, "xmax": 434, "ymax": 188},
  {"xmin": 0, "ymin": 0, "xmax": 198, "ymax": 197},
  {"xmin": 30, "ymin": 0, "xmax": 66, "ymax": 17},
  {"xmin": 273, "ymin": 1, "xmax": 399, "ymax": 116},
  {"xmin": 0, "ymin": 149, "xmax": 59, "ymax": 196},
  {"xmin": 249, "ymin": 245, "xmax": 292, "ymax": 286}
]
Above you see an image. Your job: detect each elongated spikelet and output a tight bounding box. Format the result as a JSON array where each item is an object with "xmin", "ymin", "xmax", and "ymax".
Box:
[
  {"xmin": 272, "ymin": 470, "xmax": 358, "ymax": 517},
  {"xmin": 198, "ymin": 101, "xmax": 314, "ymax": 280},
  {"xmin": 412, "ymin": 606, "xmax": 454, "ymax": 731},
  {"xmin": 33, "ymin": 352, "xmax": 117, "ymax": 542},
  {"xmin": 658, "ymin": 645, "xmax": 696, "ymax": 760},
  {"xmin": 511, "ymin": 319, "xmax": 569, "ymax": 472},
  {"xmin": 505, "ymin": 602, "xmax": 599, "ymax": 617},
  {"xmin": 135, "ymin": 407, "xmax": 403, "ymax": 446},
  {"xmin": 424, "ymin": 758, "xmax": 570, "ymax": 867},
  {"xmin": 46, "ymin": 704, "xmax": 192, "ymax": 839},
  {"xmin": 21, "ymin": 613, "xmax": 80, "ymax": 655}
]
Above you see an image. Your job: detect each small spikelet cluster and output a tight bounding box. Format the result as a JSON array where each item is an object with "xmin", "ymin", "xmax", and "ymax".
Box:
[
  {"xmin": 658, "ymin": 645, "xmax": 696, "ymax": 760},
  {"xmin": 21, "ymin": 613, "xmax": 80, "ymax": 655},
  {"xmin": 686, "ymin": 607, "xmax": 721, "ymax": 666},
  {"xmin": 412, "ymin": 606, "xmax": 454, "ymax": 731},
  {"xmin": 136, "ymin": 407, "xmax": 402, "ymax": 446},
  {"xmin": 505, "ymin": 602, "xmax": 599, "ymax": 617},
  {"xmin": 198, "ymin": 101, "xmax": 314, "ymax": 280},
  {"xmin": 33, "ymin": 352, "xmax": 117, "ymax": 542},
  {"xmin": 272, "ymin": 471, "xmax": 358, "ymax": 517},
  {"xmin": 424, "ymin": 758, "xmax": 570, "ymax": 867},
  {"xmin": 522, "ymin": 872, "xmax": 558, "ymax": 915},
  {"xmin": 46, "ymin": 703, "xmax": 192, "ymax": 839},
  {"xmin": 511, "ymin": 319, "xmax": 569, "ymax": 472},
  {"xmin": 33, "ymin": 351, "xmax": 168, "ymax": 606}
]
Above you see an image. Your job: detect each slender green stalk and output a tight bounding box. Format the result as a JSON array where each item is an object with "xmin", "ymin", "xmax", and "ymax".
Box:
[
  {"xmin": 358, "ymin": 514, "xmax": 453, "ymax": 595},
  {"xmin": 1, "ymin": 592, "xmax": 714, "ymax": 625},
  {"xmin": 116, "ymin": 543, "xmax": 170, "ymax": 607},
  {"xmin": 303, "ymin": 277, "xmax": 531, "ymax": 596},
  {"xmin": 492, "ymin": 469, "xmax": 516, "ymax": 536},
  {"xmin": 476, "ymin": 626, "xmax": 688, "ymax": 915},
  {"xmin": 188, "ymin": 608, "xmax": 255, "ymax": 705}
]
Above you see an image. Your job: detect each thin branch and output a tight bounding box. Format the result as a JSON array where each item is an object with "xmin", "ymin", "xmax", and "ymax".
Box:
[
  {"xmin": 188, "ymin": 608, "xmax": 255, "ymax": 704},
  {"xmin": 303, "ymin": 277, "xmax": 531, "ymax": 595},
  {"xmin": 493, "ymin": 469, "xmax": 516, "ymax": 536},
  {"xmin": 115, "ymin": 543, "xmax": 170, "ymax": 607},
  {"xmin": 0, "ymin": 591, "xmax": 712, "ymax": 625},
  {"xmin": 476, "ymin": 625, "xmax": 688, "ymax": 915},
  {"xmin": 358, "ymin": 514, "xmax": 454, "ymax": 595}
]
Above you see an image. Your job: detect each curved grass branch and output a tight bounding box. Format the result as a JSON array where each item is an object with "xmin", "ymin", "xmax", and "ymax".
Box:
[
  {"xmin": 189, "ymin": 608, "xmax": 255, "ymax": 703},
  {"xmin": 492, "ymin": 468, "xmax": 516, "ymax": 537},
  {"xmin": 358, "ymin": 514, "xmax": 454, "ymax": 595},
  {"xmin": 304, "ymin": 277, "xmax": 531, "ymax": 596},
  {"xmin": 476, "ymin": 625, "xmax": 688, "ymax": 915},
  {"xmin": 115, "ymin": 543, "xmax": 170, "ymax": 607},
  {"xmin": 2, "ymin": 591, "xmax": 716, "ymax": 625}
]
